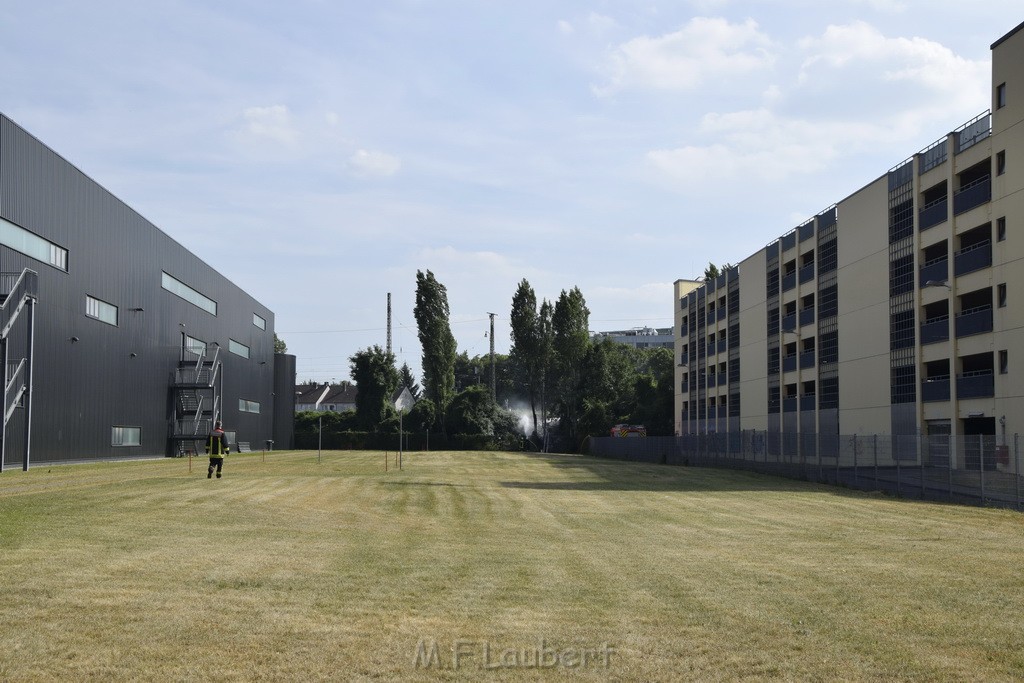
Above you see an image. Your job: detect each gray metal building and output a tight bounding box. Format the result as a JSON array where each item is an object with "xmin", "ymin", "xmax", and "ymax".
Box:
[{"xmin": 0, "ymin": 113, "xmax": 294, "ymax": 466}]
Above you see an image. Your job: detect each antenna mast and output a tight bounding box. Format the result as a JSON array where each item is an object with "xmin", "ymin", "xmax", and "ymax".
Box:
[{"xmin": 387, "ymin": 292, "xmax": 392, "ymax": 355}]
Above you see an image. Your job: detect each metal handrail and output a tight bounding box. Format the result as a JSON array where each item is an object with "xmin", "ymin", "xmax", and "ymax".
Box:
[
  {"xmin": 955, "ymin": 174, "xmax": 991, "ymax": 195},
  {"xmin": 0, "ymin": 269, "xmax": 38, "ymax": 339},
  {"xmin": 955, "ymin": 239, "xmax": 991, "ymax": 256}
]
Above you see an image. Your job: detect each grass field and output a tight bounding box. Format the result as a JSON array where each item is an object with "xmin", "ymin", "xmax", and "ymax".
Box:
[{"xmin": 0, "ymin": 450, "xmax": 1022, "ymax": 681}]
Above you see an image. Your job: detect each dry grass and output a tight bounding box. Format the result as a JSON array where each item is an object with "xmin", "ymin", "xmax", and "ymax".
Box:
[{"xmin": 0, "ymin": 450, "xmax": 1022, "ymax": 681}]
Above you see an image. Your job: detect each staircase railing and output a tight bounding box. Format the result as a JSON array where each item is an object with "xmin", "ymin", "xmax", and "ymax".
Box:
[
  {"xmin": 4, "ymin": 358, "xmax": 26, "ymax": 423},
  {"xmin": 0, "ymin": 269, "xmax": 37, "ymax": 339}
]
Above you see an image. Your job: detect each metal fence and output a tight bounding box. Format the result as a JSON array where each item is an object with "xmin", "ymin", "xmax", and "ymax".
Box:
[{"xmin": 588, "ymin": 432, "xmax": 1023, "ymax": 510}]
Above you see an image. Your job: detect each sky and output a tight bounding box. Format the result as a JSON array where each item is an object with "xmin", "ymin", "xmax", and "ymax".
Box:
[{"xmin": 1, "ymin": 1, "xmax": 1021, "ymax": 385}]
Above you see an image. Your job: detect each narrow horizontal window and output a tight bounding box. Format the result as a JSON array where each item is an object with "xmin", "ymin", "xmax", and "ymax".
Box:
[
  {"xmin": 161, "ymin": 272, "xmax": 217, "ymax": 315},
  {"xmin": 253, "ymin": 313, "xmax": 266, "ymax": 330},
  {"xmin": 239, "ymin": 399, "xmax": 260, "ymax": 414},
  {"xmin": 86, "ymin": 295, "xmax": 118, "ymax": 326},
  {"xmin": 0, "ymin": 216, "xmax": 68, "ymax": 271},
  {"xmin": 229, "ymin": 339, "xmax": 250, "ymax": 359},
  {"xmin": 112, "ymin": 426, "xmax": 141, "ymax": 447}
]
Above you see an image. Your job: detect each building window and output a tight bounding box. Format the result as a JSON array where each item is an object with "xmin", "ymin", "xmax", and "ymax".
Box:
[
  {"xmin": 997, "ymin": 82, "xmax": 1006, "ymax": 109},
  {"xmin": 997, "ymin": 151, "xmax": 1006, "ymax": 176},
  {"xmin": 0, "ymin": 216, "xmax": 69, "ymax": 271},
  {"xmin": 229, "ymin": 339, "xmax": 250, "ymax": 359},
  {"xmin": 184, "ymin": 335, "xmax": 206, "ymax": 357},
  {"xmin": 998, "ymin": 283, "xmax": 1007, "ymax": 307},
  {"xmin": 239, "ymin": 399, "xmax": 260, "ymax": 414},
  {"xmin": 161, "ymin": 272, "xmax": 217, "ymax": 315},
  {"xmin": 999, "ymin": 350, "xmax": 1008, "ymax": 374},
  {"xmin": 85, "ymin": 295, "xmax": 118, "ymax": 326},
  {"xmin": 111, "ymin": 426, "xmax": 141, "ymax": 447},
  {"xmin": 998, "ymin": 217, "xmax": 1006, "ymax": 242},
  {"xmin": 253, "ymin": 313, "xmax": 266, "ymax": 330}
]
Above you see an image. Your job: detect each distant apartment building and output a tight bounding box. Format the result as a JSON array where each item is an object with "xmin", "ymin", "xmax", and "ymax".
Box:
[
  {"xmin": 593, "ymin": 326, "xmax": 675, "ymax": 350},
  {"xmin": 675, "ymin": 22, "xmax": 1024, "ymax": 452}
]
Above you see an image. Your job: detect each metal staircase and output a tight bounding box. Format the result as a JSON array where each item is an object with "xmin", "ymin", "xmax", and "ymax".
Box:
[
  {"xmin": 168, "ymin": 341, "xmax": 222, "ymax": 457},
  {"xmin": 0, "ymin": 269, "xmax": 38, "ymax": 472}
]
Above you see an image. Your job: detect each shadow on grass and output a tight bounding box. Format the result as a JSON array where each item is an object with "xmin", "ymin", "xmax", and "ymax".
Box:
[{"xmin": 498, "ymin": 451, "xmax": 843, "ymax": 494}]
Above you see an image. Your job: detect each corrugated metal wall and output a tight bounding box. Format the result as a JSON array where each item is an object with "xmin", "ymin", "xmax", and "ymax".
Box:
[{"xmin": 0, "ymin": 113, "xmax": 285, "ymax": 464}]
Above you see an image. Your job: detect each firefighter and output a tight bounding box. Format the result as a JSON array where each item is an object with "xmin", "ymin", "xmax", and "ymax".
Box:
[{"xmin": 206, "ymin": 420, "xmax": 230, "ymax": 478}]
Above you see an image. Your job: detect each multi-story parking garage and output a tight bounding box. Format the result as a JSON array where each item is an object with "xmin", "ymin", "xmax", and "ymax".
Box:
[{"xmin": 675, "ymin": 21, "xmax": 1024, "ymax": 462}]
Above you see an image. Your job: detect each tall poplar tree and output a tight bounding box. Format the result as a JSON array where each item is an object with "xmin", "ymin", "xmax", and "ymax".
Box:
[
  {"xmin": 551, "ymin": 287, "xmax": 590, "ymax": 441},
  {"xmin": 537, "ymin": 298, "xmax": 554, "ymax": 446},
  {"xmin": 509, "ymin": 279, "xmax": 541, "ymax": 437},
  {"xmin": 414, "ymin": 270, "xmax": 456, "ymax": 435}
]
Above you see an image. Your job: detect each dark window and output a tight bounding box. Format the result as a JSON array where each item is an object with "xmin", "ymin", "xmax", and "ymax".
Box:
[
  {"xmin": 891, "ymin": 365, "xmax": 916, "ymax": 405},
  {"xmin": 819, "ymin": 285, "xmax": 838, "ymax": 319},
  {"xmin": 819, "ymin": 376, "xmax": 839, "ymax": 410},
  {"xmin": 818, "ymin": 238, "xmax": 837, "ymax": 274},
  {"xmin": 997, "ymin": 151, "xmax": 1006, "ymax": 176},
  {"xmin": 889, "ymin": 255, "xmax": 914, "ymax": 297},
  {"xmin": 889, "ymin": 197, "xmax": 913, "ymax": 243},
  {"xmin": 890, "ymin": 310, "xmax": 915, "ymax": 350},
  {"xmin": 767, "ymin": 346, "xmax": 780, "ymax": 375},
  {"xmin": 998, "ymin": 283, "xmax": 1007, "ymax": 307},
  {"xmin": 998, "ymin": 217, "xmax": 1006, "ymax": 242},
  {"xmin": 997, "ymin": 82, "xmax": 1006, "ymax": 109},
  {"xmin": 1000, "ymin": 350, "xmax": 1008, "ymax": 374},
  {"xmin": 819, "ymin": 331, "xmax": 838, "ymax": 365}
]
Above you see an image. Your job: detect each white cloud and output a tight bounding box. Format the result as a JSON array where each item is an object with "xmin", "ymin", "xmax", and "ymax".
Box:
[
  {"xmin": 644, "ymin": 22, "xmax": 992, "ymax": 192},
  {"xmin": 646, "ymin": 108, "xmax": 884, "ymax": 186},
  {"xmin": 595, "ymin": 17, "xmax": 775, "ymax": 95},
  {"xmin": 349, "ymin": 149, "xmax": 401, "ymax": 177},
  {"xmin": 557, "ymin": 19, "xmax": 574, "ymax": 35},
  {"xmin": 238, "ymin": 105, "xmax": 298, "ymax": 145},
  {"xmin": 591, "ymin": 282, "xmax": 673, "ymax": 307},
  {"xmin": 798, "ymin": 21, "xmax": 988, "ymax": 103}
]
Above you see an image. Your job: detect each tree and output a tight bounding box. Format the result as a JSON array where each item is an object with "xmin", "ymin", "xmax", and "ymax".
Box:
[
  {"xmin": 551, "ymin": 287, "xmax": 590, "ymax": 441},
  {"xmin": 509, "ymin": 279, "xmax": 542, "ymax": 438},
  {"xmin": 703, "ymin": 262, "xmax": 734, "ymax": 282},
  {"xmin": 349, "ymin": 345, "xmax": 400, "ymax": 430},
  {"xmin": 399, "ymin": 362, "xmax": 422, "ymax": 400},
  {"xmin": 274, "ymin": 333, "xmax": 287, "ymax": 353},
  {"xmin": 414, "ymin": 270, "xmax": 457, "ymax": 435},
  {"xmin": 537, "ymin": 298, "xmax": 554, "ymax": 445}
]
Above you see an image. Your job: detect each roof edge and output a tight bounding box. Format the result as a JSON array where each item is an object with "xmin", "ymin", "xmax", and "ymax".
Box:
[{"xmin": 991, "ymin": 20, "xmax": 1024, "ymax": 50}]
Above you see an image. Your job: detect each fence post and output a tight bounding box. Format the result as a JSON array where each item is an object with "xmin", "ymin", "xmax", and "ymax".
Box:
[
  {"xmin": 1015, "ymin": 433, "xmax": 1020, "ymax": 510},
  {"xmin": 852, "ymin": 434, "xmax": 857, "ymax": 487},
  {"xmin": 818, "ymin": 433, "xmax": 823, "ymax": 483},
  {"xmin": 948, "ymin": 433, "xmax": 954, "ymax": 501},
  {"xmin": 919, "ymin": 433, "xmax": 925, "ymax": 499},
  {"xmin": 896, "ymin": 435, "xmax": 902, "ymax": 498},
  {"xmin": 873, "ymin": 434, "xmax": 878, "ymax": 489},
  {"xmin": 979, "ymin": 434, "xmax": 985, "ymax": 505}
]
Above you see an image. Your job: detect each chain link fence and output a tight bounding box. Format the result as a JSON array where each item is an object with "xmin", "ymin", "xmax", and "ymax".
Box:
[{"xmin": 588, "ymin": 432, "xmax": 1023, "ymax": 510}]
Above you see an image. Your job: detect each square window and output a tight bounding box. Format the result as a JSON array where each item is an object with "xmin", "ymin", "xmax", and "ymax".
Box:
[
  {"xmin": 997, "ymin": 83, "xmax": 1006, "ymax": 109},
  {"xmin": 997, "ymin": 151, "xmax": 1006, "ymax": 176},
  {"xmin": 998, "ymin": 217, "xmax": 1006, "ymax": 242}
]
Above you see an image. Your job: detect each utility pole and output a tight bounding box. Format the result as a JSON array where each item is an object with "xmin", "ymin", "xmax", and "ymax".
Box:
[
  {"xmin": 487, "ymin": 312, "xmax": 496, "ymax": 401},
  {"xmin": 386, "ymin": 293, "xmax": 392, "ymax": 355}
]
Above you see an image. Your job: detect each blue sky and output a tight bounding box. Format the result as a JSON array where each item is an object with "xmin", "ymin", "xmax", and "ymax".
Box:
[{"xmin": 1, "ymin": 2, "xmax": 1020, "ymax": 384}]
